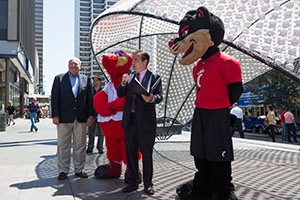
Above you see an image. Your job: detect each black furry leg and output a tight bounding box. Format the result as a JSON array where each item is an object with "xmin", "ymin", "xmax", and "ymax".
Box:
[{"xmin": 176, "ymin": 180, "xmax": 194, "ymax": 200}]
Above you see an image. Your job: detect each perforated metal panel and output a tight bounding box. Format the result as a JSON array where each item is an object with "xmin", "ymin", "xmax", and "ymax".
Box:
[{"xmin": 90, "ymin": 0, "xmax": 300, "ymax": 139}]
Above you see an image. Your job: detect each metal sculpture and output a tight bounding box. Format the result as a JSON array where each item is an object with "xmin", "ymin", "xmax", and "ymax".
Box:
[{"xmin": 90, "ymin": 0, "xmax": 300, "ymax": 140}]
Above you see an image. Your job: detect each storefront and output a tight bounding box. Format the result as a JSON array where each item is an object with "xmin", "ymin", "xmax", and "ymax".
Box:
[{"xmin": 0, "ymin": 45, "xmax": 34, "ymax": 117}]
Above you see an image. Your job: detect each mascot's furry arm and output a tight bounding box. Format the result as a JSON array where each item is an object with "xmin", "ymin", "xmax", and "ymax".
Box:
[{"xmin": 93, "ymin": 92, "xmax": 125, "ymax": 117}]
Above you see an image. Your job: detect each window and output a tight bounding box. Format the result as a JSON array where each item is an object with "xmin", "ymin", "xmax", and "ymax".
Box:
[
  {"xmin": 80, "ymin": 33, "xmax": 89, "ymax": 37},
  {"xmin": 80, "ymin": 7, "xmax": 90, "ymax": 11},
  {"xmin": 80, "ymin": 12, "xmax": 90, "ymax": 17},
  {"xmin": 94, "ymin": 0, "xmax": 104, "ymax": 3},
  {"xmin": 80, "ymin": 2, "xmax": 90, "ymax": 6},
  {"xmin": 80, "ymin": 22, "xmax": 90, "ymax": 26},
  {"xmin": 80, "ymin": 27, "xmax": 89, "ymax": 32},
  {"xmin": 0, "ymin": 0, "xmax": 8, "ymax": 40}
]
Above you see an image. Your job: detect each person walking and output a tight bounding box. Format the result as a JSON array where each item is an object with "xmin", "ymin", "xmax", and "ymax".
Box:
[
  {"xmin": 279, "ymin": 107, "xmax": 287, "ymax": 141},
  {"xmin": 230, "ymin": 102, "xmax": 245, "ymax": 138},
  {"xmin": 265, "ymin": 105, "xmax": 276, "ymax": 142},
  {"xmin": 6, "ymin": 101, "xmax": 16, "ymax": 126},
  {"xmin": 117, "ymin": 50, "xmax": 163, "ymax": 195},
  {"xmin": 284, "ymin": 108, "xmax": 298, "ymax": 143},
  {"xmin": 86, "ymin": 75, "xmax": 104, "ymax": 154},
  {"xmin": 28, "ymin": 97, "xmax": 39, "ymax": 132},
  {"xmin": 51, "ymin": 57, "xmax": 94, "ymax": 180}
]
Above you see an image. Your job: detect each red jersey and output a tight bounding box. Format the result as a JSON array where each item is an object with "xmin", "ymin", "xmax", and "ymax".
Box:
[{"xmin": 193, "ymin": 52, "xmax": 242, "ymax": 109}]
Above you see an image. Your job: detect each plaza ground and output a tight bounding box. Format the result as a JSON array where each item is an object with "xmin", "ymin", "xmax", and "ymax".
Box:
[{"xmin": 0, "ymin": 118, "xmax": 299, "ymax": 200}]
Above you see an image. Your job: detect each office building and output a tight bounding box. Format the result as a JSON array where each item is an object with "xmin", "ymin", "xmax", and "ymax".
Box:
[
  {"xmin": 74, "ymin": 0, "xmax": 119, "ymax": 77},
  {"xmin": 35, "ymin": 0, "xmax": 44, "ymax": 94},
  {"xmin": 0, "ymin": 0, "xmax": 38, "ymax": 116}
]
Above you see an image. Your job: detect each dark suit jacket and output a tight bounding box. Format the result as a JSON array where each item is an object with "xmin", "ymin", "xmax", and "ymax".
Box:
[
  {"xmin": 51, "ymin": 72, "xmax": 93, "ymax": 123},
  {"xmin": 117, "ymin": 70, "xmax": 163, "ymax": 129}
]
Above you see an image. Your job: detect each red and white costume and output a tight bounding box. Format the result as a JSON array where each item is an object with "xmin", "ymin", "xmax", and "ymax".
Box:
[{"xmin": 93, "ymin": 52, "xmax": 141, "ymax": 179}]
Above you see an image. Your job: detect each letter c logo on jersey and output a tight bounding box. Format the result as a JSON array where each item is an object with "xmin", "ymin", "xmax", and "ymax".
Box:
[{"xmin": 196, "ymin": 68, "xmax": 205, "ymax": 88}]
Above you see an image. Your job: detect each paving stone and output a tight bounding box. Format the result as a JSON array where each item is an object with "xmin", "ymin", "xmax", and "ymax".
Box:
[{"xmin": 0, "ymin": 118, "xmax": 300, "ymax": 199}]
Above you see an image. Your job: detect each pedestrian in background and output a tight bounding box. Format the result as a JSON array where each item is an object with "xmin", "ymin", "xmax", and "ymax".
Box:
[
  {"xmin": 36, "ymin": 100, "xmax": 41, "ymax": 122},
  {"xmin": 284, "ymin": 108, "xmax": 298, "ymax": 143},
  {"xmin": 28, "ymin": 97, "xmax": 39, "ymax": 132},
  {"xmin": 265, "ymin": 105, "xmax": 276, "ymax": 142},
  {"xmin": 230, "ymin": 102, "xmax": 245, "ymax": 138},
  {"xmin": 279, "ymin": 107, "xmax": 287, "ymax": 141},
  {"xmin": 51, "ymin": 57, "xmax": 94, "ymax": 180},
  {"xmin": 86, "ymin": 75, "xmax": 104, "ymax": 154},
  {"xmin": 118, "ymin": 50, "xmax": 163, "ymax": 195},
  {"xmin": 6, "ymin": 101, "xmax": 16, "ymax": 126}
]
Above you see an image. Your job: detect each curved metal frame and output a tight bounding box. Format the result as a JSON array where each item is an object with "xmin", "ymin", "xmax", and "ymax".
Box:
[{"xmin": 90, "ymin": 1, "xmax": 299, "ymax": 140}]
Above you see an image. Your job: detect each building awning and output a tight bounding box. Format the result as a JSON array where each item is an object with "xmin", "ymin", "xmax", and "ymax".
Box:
[{"xmin": 0, "ymin": 41, "xmax": 33, "ymax": 84}]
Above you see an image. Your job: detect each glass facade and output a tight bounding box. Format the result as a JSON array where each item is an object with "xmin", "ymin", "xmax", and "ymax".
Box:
[
  {"xmin": 0, "ymin": 58, "xmax": 5, "ymax": 111},
  {"xmin": 8, "ymin": 68, "xmax": 20, "ymax": 109},
  {"xmin": 0, "ymin": 0, "xmax": 8, "ymax": 40}
]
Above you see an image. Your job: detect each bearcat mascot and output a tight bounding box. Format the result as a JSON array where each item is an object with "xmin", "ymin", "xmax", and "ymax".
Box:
[
  {"xmin": 93, "ymin": 51, "xmax": 141, "ymax": 182},
  {"xmin": 169, "ymin": 6, "xmax": 243, "ymax": 200}
]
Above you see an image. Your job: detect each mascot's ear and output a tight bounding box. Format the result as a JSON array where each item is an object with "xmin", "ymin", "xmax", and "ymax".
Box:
[
  {"xmin": 197, "ymin": 6, "xmax": 225, "ymax": 47},
  {"xmin": 196, "ymin": 6, "xmax": 210, "ymax": 23}
]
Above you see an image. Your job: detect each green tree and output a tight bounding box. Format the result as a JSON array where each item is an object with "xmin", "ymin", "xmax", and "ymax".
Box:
[{"xmin": 244, "ymin": 70, "xmax": 300, "ymax": 108}]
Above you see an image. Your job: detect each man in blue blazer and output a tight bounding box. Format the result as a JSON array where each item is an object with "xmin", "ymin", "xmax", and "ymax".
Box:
[
  {"xmin": 51, "ymin": 57, "xmax": 94, "ymax": 180},
  {"xmin": 117, "ymin": 50, "xmax": 163, "ymax": 195}
]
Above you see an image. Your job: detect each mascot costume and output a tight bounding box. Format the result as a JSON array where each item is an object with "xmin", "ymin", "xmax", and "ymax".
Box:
[
  {"xmin": 93, "ymin": 51, "xmax": 141, "ymax": 181},
  {"xmin": 169, "ymin": 7, "xmax": 243, "ymax": 200}
]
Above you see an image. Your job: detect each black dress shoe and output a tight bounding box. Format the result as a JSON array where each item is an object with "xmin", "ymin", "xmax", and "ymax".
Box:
[
  {"xmin": 86, "ymin": 149, "xmax": 93, "ymax": 154},
  {"xmin": 98, "ymin": 149, "xmax": 104, "ymax": 154},
  {"xmin": 75, "ymin": 171, "xmax": 88, "ymax": 178},
  {"xmin": 58, "ymin": 172, "xmax": 67, "ymax": 180},
  {"xmin": 144, "ymin": 186, "xmax": 154, "ymax": 195},
  {"xmin": 122, "ymin": 184, "xmax": 138, "ymax": 193}
]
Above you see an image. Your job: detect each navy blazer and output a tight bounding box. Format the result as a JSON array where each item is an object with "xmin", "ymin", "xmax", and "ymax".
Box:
[
  {"xmin": 51, "ymin": 72, "xmax": 93, "ymax": 123},
  {"xmin": 117, "ymin": 70, "xmax": 163, "ymax": 129}
]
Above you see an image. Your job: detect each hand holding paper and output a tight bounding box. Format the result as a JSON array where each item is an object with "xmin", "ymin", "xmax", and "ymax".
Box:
[{"xmin": 142, "ymin": 93, "xmax": 154, "ymax": 102}]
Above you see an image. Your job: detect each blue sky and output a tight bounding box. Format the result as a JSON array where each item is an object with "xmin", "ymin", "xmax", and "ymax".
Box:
[{"xmin": 43, "ymin": 0, "xmax": 74, "ymax": 95}]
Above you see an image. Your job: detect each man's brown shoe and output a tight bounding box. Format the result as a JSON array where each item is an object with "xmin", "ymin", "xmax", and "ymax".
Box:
[
  {"xmin": 122, "ymin": 185, "xmax": 138, "ymax": 193},
  {"xmin": 58, "ymin": 172, "xmax": 67, "ymax": 180},
  {"xmin": 75, "ymin": 171, "xmax": 88, "ymax": 178},
  {"xmin": 144, "ymin": 186, "xmax": 154, "ymax": 195}
]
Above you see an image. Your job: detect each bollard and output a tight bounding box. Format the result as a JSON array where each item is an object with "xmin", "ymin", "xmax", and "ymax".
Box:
[{"xmin": 0, "ymin": 111, "xmax": 6, "ymax": 131}]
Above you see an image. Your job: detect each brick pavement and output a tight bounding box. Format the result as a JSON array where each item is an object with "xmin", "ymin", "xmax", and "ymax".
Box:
[{"xmin": 0, "ymin": 118, "xmax": 299, "ymax": 200}]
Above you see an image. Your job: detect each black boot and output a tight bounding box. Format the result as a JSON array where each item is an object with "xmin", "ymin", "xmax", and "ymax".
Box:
[
  {"xmin": 176, "ymin": 180, "xmax": 194, "ymax": 200},
  {"xmin": 211, "ymin": 190, "xmax": 238, "ymax": 200}
]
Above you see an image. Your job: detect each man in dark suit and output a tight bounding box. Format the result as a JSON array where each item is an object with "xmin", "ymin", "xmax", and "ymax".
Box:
[
  {"xmin": 51, "ymin": 57, "xmax": 94, "ymax": 180},
  {"xmin": 117, "ymin": 50, "xmax": 163, "ymax": 195}
]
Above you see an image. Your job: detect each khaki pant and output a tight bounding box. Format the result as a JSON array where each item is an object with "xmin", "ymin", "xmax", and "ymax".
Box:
[{"xmin": 57, "ymin": 120, "xmax": 87, "ymax": 174}]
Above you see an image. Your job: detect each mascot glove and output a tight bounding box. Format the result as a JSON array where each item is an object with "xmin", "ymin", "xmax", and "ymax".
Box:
[{"xmin": 107, "ymin": 97, "xmax": 126, "ymax": 112}]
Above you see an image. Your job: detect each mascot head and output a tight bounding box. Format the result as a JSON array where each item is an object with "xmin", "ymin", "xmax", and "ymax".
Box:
[
  {"xmin": 168, "ymin": 6, "xmax": 224, "ymax": 65},
  {"xmin": 101, "ymin": 50, "xmax": 132, "ymax": 88}
]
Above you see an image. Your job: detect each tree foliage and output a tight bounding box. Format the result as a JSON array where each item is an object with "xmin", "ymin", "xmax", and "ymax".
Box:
[{"xmin": 244, "ymin": 70, "xmax": 300, "ymax": 108}]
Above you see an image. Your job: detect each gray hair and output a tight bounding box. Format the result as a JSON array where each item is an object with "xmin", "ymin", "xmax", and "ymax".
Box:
[{"xmin": 68, "ymin": 57, "xmax": 81, "ymax": 66}]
